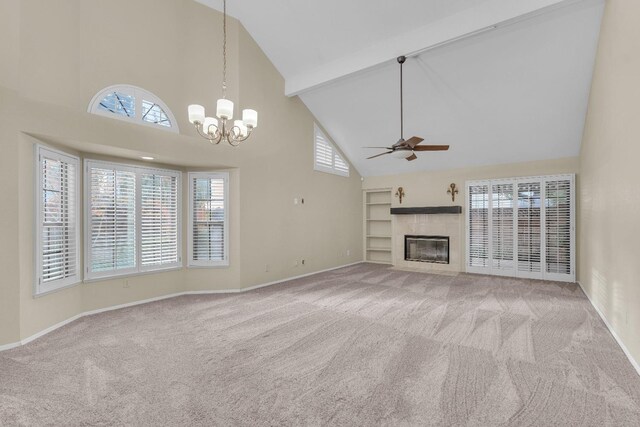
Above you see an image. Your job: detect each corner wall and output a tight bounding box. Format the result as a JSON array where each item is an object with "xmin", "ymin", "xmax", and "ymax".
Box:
[
  {"xmin": 0, "ymin": 0, "xmax": 363, "ymax": 347},
  {"xmin": 579, "ymin": 0, "xmax": 640, "ymax": 365}
]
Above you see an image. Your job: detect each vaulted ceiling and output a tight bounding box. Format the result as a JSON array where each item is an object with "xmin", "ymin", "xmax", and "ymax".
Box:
[{"xmin": 196, "ymin": 0, "xmax": 605, "ymax": 176}]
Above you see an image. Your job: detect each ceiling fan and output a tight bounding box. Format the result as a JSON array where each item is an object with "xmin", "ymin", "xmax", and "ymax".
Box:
[{"xmin": 365, "ymin": 56, "xmax": 449, "ymax": 161}]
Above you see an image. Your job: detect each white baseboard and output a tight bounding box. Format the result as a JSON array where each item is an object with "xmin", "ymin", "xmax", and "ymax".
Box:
[
  {"xmin": 21, "ymin": 314, "xmax": 83, "ymax": 346},
  {"xmin": 577, "ymin": 281, "xmax": 640, "ymax": 377},
  {"xmin": 0, "ymin": 341, "xmax": 21, "ymax": 352},
  {"xmin": 0, "ymin": 261, "xmax": 364, "ymax": 352},
  {"xmin": 187, "ymin": 261, "xmax": 364, "ymax": 295}
]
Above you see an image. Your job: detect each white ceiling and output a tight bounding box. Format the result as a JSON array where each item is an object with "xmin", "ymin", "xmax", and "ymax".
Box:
[{"xmin": 196, "ymin": 0, "xmax": 604, "ymax": 177}]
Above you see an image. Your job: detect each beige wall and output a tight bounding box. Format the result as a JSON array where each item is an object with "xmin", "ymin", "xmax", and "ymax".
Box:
[
  {"xmin": 363, "ymin": 157, "xmax": 579, "ymax": 207},
  {"xmin": 579, "ymin": 0, "xmax": 640, "ymax": 365},
  {"xmin": 0, "ymin": 0, "xmax": 362, "ymax": 346}
]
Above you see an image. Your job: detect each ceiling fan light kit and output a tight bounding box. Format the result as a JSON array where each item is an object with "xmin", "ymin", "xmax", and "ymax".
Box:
[
  {"xmin": 365, "ymin": 55, "xmax": 449, "ymax": 161},
  {"xmin": 187, "ymin": 0, "xmax": 258, "ymax": 146}
]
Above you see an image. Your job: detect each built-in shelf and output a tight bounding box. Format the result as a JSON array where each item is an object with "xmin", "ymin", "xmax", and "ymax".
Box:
[
  {"xmin": 364, "ymin": 189, "xmax": 393, "ymax": 265},
  {"xmin": 390, "ymin": 206, "xmax": 462, "ymax": 215}
]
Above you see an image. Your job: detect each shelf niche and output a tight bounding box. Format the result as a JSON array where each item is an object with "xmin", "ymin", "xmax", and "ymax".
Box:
[{"xmin": 364, "ymin": 190, "xmax": 393, "ymax": 264}]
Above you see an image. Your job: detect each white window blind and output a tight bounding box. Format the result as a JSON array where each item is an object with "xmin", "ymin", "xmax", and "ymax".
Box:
[
  {"xmin": 517, "ymin": 181, "xmax": 542, "ymax": 276},
  {"xmin": 35, "ymin": 146, "xmax": 80, "ymax": 294},
  {"xmin": 85, "ymin": 160, "xmax": 181, "ymax": 280},
  {"xmin": 314, "ymin": 124, "xmax": 349, "ymax": 177},
  {"xmin": 88, "ymin": 164, "xmax": 137, "ymax": 277},
  {"xmin": 544, "ymin": 177, "xmax": 573, "ymax": 280},
  {"xmin": 491, "ymin": 182, "xmax": 515, "ymax": 273},
  {"xmin": 468, "ymin": 184, "xmax": 489, "ymax": 268},
  {"xmin": 466, "ymin": 175, "xmax": 575, "ymax": 282},
  {"xmin": 140, "ymin": 172, "xmax": 180, "ymax": 269},
  {"xmin": 188, "ymin": 172, "xmax": 229, "ymax": 267}
]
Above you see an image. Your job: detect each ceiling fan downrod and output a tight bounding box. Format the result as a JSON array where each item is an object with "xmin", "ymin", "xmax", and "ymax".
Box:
[
  {"xmin": 398, "ymin": 55, "xmax": 406, "ymax": 141},
  {"xmin": 362, "ymin": 54, "xmax": 449, "ymax": 161}
]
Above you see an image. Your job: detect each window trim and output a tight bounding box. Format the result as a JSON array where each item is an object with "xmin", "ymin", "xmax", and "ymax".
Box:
[
  {"xmin": 84, "ymin": 159, "xmax": 183, "ymax": 281},
  {"xmin": 187, "ymin": 172, "xmax": 230, "ymax": 268},
  {"xmin": 465, "ymin": 173, "xmax": 575, "ymax": 282},
  {"xmin": 313, "ymin": 124, "xmax": 350, "ymax": 177},
  {"xmin": 34, "ymin": 145, "xmax": 81, "ymax": 296},
  {"xmin": 88, "ymin": 84, "xmax": 179, "ymax": 134}
]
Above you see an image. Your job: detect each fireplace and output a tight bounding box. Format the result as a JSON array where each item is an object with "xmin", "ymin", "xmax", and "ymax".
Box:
[{"xmin": 404, "ymin": 235, "xmax": 450, "ymax": 264}]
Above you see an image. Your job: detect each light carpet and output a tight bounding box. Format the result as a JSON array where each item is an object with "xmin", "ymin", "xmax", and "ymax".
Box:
[{"xmin": 1, "ymin": 263, "xmax": 640, "ymax": 426}]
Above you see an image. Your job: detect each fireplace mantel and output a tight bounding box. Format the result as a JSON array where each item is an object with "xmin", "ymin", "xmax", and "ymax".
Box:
[{"xmin": 390, "ymin": 206, "xmax": 462, "ymax": 215}]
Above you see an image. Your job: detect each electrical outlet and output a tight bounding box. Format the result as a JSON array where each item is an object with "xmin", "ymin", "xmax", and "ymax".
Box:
[
  {"xmin": 294, "ymin": 197, "xmax": 299, "ymax": 205},
  {"xmin": 293, "ymin": 260, "xmax": 298, "ymax": 267},
  {"xmin": 265, "ymin": 264, "xmax": 270, "ymax": 272},
  {"xmin": 346, "ymin": 249, "xmax": 351, "ymax": 256},
  {"xmin": 123, "ymin": 280, "xmax": 130, "ymax": 288},
  {"xmin": 301, "ymin": 259, "xmax": 305, "ymax": 265}
]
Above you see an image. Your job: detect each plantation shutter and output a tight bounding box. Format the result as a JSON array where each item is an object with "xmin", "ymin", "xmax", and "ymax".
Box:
[
  {"xmin": 314, "ymin": 128, "xmax": 333, "ymax": 169},
  {"xmin": 334, "ymin": 153, "xmax": 350, "ymax": 176},
  {"xmin": 467, "ymin": 183, "xmax": 490, "ymax": 271},
  {"xmin": 314, "ymin": 124, "xmax": 349, "ymax": 177},
  {"xmin": 491, "ymin": 182, "xmax": 515, "ymax": 273},
  {"xmin": 88, "ymin": 164, "xmax": 137, "ymax": 277},
  {"xmin": 466, "ymin": 175, "xmax": 574, "ymax": 282},
  {"xmin": 140, "ymin": 172, "xmax": 180, "ymax": 269},
  {"xmin": 516, "ymin": 181, "xmax": 542, "ymax": 277},
  {"xmin": 544, "ymin": 177, "xmax": 573, "ymax": 280},
  {"xmin": 37, "ymin": 147, "xmax": 80, "ymax": 293},
  {"xmin": 189, "ymin": 173, "xmax": 228, "ymax": 266}
]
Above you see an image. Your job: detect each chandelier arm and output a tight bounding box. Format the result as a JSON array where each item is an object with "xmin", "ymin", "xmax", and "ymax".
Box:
[
  {"xmin": 234, "ymin": 127, "xmax": 253, "ymax": 143},
  {"xmin": 211, "ymin": 132, "xmax": 224, "ymax": 144},
  {"xmin": 194, "ymin": 123, "xmax": 212, "ymax": 140},
  {"xmin": 228, "ymin": 124, "xmax": 253, "ymax": 144}
]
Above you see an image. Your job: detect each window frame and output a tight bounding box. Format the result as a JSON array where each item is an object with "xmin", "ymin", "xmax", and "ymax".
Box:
[
  {"xmin": 465, "ymin": 174, "xmax": 575, "ymax": 282},
  {"xmin": 84, "ymin": 159, "xmax": 183, "ymax": 281},
  {"xmin": 88, "ymin": 84, "xmax": 179, "ymax": 134},
  {"xmin": 34, "ymin": 145, "xmax": 81, "ymax": 296},
  {"xmin": 187, "ymin": 172, "xmax": 230, "ymax": 268},
  {"xmin": 313, "ymin": 124, "xmax": 349, "ymax": 177}
]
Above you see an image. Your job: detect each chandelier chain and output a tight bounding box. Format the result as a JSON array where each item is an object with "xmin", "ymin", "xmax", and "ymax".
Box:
[{"xmin": 222, "ymin": 0, "xmax": 227, "ymax": 98}]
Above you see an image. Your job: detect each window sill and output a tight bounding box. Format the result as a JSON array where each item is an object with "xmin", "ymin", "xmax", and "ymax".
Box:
[
  {"xmin": 187, "ymin": 263, "xmax": 230, "ymax": 269},
  {"xmin": 83, "ymin": 265, "xmax": 183, "ymax": 284},
  {"xmin": 314, "ymin": 165, "xmax": 349, "ymax": 177},
  {"xmin": 34, "ymin": 279, "xmax": 82, "ymax": 298}
]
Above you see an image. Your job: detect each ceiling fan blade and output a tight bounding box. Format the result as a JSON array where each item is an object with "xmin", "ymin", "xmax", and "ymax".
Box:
[
  {"xmin": 405, "ymin": 153, "xmax": 418, "ymax": 161},
  {"xmin": 363, "ymin": 146, "xmax": 393, "ymax": 149},
  {"xmin": 366, "ymin": 151, "xmax": 393, "ymax": 159},
  {"xmin": 412, "ymin": 145, "xmax": 450, "ymax": 151},
  {"xmin": 404, "ymin": 136, "xmax": 424, "ymax": 148}
]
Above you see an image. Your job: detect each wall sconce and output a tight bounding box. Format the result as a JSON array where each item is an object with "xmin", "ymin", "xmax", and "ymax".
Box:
[
  {"xmin": 395, "ymin": 187, "xmax": 405, "ymax": 204},
  {"xmin": 447, "ymin": 183, "xmax": 458, "ymax": 202}
]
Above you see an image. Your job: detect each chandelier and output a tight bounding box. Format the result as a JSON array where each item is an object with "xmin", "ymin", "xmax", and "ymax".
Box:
[{"xmin": 188, "ymin": 0, "xmax": 258, "ymax": 146}]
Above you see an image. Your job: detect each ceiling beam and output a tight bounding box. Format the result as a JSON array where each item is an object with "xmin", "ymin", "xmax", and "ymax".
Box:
[{"xmin": 284, "ymin": 0, "xmax": 585, "ymax": 97}]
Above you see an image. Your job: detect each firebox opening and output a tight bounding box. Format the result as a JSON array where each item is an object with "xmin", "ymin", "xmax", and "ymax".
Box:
[{"xmin": 405, "ymin": 235, "xmax": 450, "ymax": 264}]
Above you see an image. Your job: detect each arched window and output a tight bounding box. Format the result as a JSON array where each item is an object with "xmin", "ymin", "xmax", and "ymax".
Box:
[{"xmin": 88, "ymin": 85, "xmax": 179, "ymax": 133}]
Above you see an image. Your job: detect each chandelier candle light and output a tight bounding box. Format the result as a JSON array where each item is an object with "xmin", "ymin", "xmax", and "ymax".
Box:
[{"xmin": 188, "ymin": 0, "xmax": 258, "ymax": 146}]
